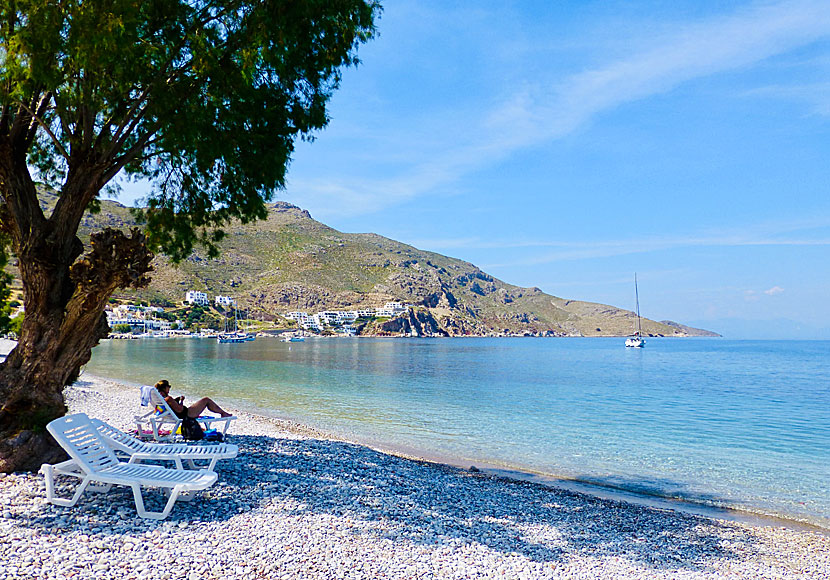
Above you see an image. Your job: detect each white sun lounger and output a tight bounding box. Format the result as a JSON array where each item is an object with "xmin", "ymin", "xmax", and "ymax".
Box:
[
  {"xmin": 92, "ymin": 418, "xmax": 238, "ymax": 471},
  {"xmin": 42, "ymin": 413, "xmax": 217, "ymax": 520},
  {"xmin": 134, "ymin": 388, "xmax": 237, "ymax": 442}
]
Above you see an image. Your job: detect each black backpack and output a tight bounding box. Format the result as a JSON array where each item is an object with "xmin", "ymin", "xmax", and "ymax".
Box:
[{"xmin": 181, "ymin": 416, "xmax": 204, "ymax": 441}]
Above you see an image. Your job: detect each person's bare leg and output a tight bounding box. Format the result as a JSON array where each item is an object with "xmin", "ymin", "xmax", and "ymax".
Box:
[{"xmin": 187, "ymin": 397, "xmax": 232, "ymax": 417}]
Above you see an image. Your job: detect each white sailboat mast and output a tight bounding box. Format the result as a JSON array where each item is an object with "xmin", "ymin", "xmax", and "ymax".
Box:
[{"xmin": 634, "ymin": 273, "xmax": 642, "ymax": 336}]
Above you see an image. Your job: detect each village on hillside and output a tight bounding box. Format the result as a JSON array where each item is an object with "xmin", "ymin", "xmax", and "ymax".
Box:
[{"xmin": 105, "ymin": 289, "xmax": 413, "ymax": 338}]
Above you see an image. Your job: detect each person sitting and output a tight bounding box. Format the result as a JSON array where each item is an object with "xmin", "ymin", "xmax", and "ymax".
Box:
[{"xmin": 154, "ymin": 379, "xmax": 233, "ymax": 420}]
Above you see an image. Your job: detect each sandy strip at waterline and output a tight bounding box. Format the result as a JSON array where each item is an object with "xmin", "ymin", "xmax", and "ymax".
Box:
[{"xmin": 0, "ymin": 372, "xmax": 828, "ymax": 579}]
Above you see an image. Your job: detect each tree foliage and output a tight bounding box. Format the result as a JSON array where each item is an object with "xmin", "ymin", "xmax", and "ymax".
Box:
[
  {"xmin": 0, "ymin": 0, "xmax": 380, "ymax": 472},
  {"xmin": 2, "ymin": 0, "xmax": 380, "ymax": 258}
]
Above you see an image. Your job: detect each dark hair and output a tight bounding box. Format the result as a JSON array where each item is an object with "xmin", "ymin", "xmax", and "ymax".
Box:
[{"xmin": 155, "ymin": 379, "xmax": 170, "ymax": 392}]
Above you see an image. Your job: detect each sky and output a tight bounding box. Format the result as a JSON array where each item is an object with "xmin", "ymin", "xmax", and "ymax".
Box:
[{"xmin": 113, "ymin": 0, "xmax": 830, "ymax": 339}]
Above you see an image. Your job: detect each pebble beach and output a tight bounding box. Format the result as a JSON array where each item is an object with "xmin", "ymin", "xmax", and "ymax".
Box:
[{"xmin": 0, "ymin": 371, "xmax": 828, "ymax": 579}]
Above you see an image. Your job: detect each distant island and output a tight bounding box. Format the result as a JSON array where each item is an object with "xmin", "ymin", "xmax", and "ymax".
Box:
[{"xmin": 42, "ymin": 191, "xmax": 717, "ymax": 338}]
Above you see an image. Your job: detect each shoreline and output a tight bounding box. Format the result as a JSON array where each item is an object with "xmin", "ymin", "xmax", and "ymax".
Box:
[
  {"xmin": 229, "ymin": 399, "xmax": 829, "ymax": 535},
  {"xmin": 49, "ymin": 361, "xmax": 824, "ymax": 533},
  {"xmin": 106, "ymin": 361, "xmax": 820, "ymax": 535},
  {"xmin": 82, "ymin": 370, "xmax": 823, "ymax": 534},
  {"xmin": 268, "ymin": 414, "xmax": 830, "ymax": 536},
  {"xmin": 3, "ymin": 328, "xmax": 827, "ymax": 533},
  {"xmin": 1, "ymin": 360, "xmax": 829, "ymax": 576}
]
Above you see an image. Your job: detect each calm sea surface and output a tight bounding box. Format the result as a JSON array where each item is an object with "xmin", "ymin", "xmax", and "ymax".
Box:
[{"xmin": 85, "ymin": 337, "xmax": 830, "ymax": 529}]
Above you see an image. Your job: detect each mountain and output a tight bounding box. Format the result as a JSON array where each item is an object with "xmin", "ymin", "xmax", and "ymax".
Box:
[{"xmin": 61, "ymin": 191, "xmax": 716, "ymax": 337}]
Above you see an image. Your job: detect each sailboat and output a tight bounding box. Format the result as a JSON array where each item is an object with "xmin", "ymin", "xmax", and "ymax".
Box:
[
  {"xmin": 218, "ymin": 308, "xmax": 246, "ymax": 343},
  {"xmin": 239, "ymin": 308, "xmax": 256, "ymax": 341},
  {"xmin": 625, "ymin": 274, "xmax": 646, "ymax": 348}
]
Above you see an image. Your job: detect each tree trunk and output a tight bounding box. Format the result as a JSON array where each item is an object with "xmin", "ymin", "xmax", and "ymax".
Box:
[{"xmin": 0, "ymin": 226, "xmax": 153, "ymax": 473}]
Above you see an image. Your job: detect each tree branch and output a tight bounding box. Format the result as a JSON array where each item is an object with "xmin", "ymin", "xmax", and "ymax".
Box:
[
  {"xmin": 0, "ymin": 145, "xmax": 47, "ymax": 251},
  {"xmin": 13, "ymin": 98, "xmax": 67, "ymax": 159},
  {"xmin": 103, "ymin": 86, "xmax": 152, "ymax": 154},
  {"xmin": 104, "ymin": 100, "xmax": 151, "ymax": 160},
  {"xmin": 23, "ymin": 92, "xmax": 58, "ymax": 152},
  {"xmin": 51, "ymin": 91, "xmax": 76, "ymax": 147},
  {"xmin": 101, "ymin": 126, "xmax": 162, "ymax": 184},
  {"xmin": 68, "ymin": 227, "xmax": 154, "ymax": 301}
]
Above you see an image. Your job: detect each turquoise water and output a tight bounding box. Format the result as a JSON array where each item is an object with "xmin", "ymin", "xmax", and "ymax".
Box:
[{"xmin": 85, "ymin": 337, "xmax": 830, "ymax": 529}]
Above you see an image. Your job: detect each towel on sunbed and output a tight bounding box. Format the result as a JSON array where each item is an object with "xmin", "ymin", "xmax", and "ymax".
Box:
[{"xmin": 139, "ymin": 385, "xmax": 155, "ymax": 407}]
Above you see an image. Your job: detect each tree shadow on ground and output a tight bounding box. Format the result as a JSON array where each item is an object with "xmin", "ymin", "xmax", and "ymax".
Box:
[{"xmin": 17, "ymin": 433, "xmax": 767, "ymax": 574}]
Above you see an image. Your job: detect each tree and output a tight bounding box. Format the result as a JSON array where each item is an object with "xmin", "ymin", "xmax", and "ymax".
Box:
[{"xmin": 0, "ymin": 0, "xmax": 380, "ymax": 471}]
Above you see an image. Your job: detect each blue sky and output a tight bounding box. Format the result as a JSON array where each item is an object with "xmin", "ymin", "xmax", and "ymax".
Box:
[{"xmin": 115, "ymin": 0, "xmax": 830, "ymax": 339}]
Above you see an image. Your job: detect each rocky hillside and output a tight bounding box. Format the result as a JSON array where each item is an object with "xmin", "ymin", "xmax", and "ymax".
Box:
[{"xmin": 60, "ymin": 192, "xmax": 716, "ymax": 337}]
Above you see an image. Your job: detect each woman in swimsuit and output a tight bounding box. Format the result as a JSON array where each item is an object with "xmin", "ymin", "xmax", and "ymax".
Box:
[{"xmin": 154, "ymin": 379, "xmax": 233, "ymax": 419}]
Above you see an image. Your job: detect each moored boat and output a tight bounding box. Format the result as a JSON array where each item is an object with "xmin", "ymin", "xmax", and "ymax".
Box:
[{"xmin": 625, "ymin": 274, "xmax": 646, "ymax": 348}]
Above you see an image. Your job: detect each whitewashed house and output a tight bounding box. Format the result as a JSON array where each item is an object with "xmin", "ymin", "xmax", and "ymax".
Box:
[
  {"xmin": 338, "ymin": 311, "xmax": 359, "ymax": 323},
  {"xmin": 215, "ymin": 295, "xmax": 236, "ymax": 307},
  {"xmin": 306, "ymin": 314, "xmax": 324, "ymax": 331},
  {"xmin": 375, "ymin": 302, "xmax": 407, "ymax": 317},
  {"xmin": 106, "ymin": 312, "xmax": 145, "ymax": 330},
  {"xmin": 185, "ymin": 290, "xmax": 209, "ymax": 306}
]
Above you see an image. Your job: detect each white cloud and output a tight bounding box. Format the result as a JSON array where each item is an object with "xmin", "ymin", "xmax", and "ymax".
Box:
[
  {"xmin": 292, "ymin": 0, "xmax": 830, "ymax": 218},
  {"xmin": 539, "ymin": 0, "xmax": 830, "ymax": 137},
  {"xmin": 764, "ymin": 286, "xmax": 785, "ymax": 295}
]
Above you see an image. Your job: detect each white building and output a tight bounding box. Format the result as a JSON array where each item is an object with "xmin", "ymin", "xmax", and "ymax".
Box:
[
  {"xmin": 149, "ymin": 319, "xmax": 173, "ymax": 331},
  {"xmin": 305, "ymin": 314, "xmax": 323, "ymax": 331},
  {"xmin": 215, "ymin": 295, "xmax": 236, "ymax": 307},
  {"xmin": 185, "ymin": 290, "xmax": 209, "ymax": 306},
  {"xmin": 106, "ymin": 313, "xmax": 145, "ymax": 329},
  {"xmin": 285, "ymin": 312, "xmax": 312, "ymax": 327},
  {"xmin": 317, "ymin": 311, "xmax": 342, "ymax": 326},
  {"xmin": 376, "ymin": 302, "xmax": 408, "ymax": 317},
  {"xmin": 336, "ymin": 311, "xmax": 359, "ymax": 324},
  {"xmin": 284, "ymin": 304, "xmax": 409, "ymax": 332},
  {"xmin": 107, "ymin": 308, "xmax": 173, "ymax": 331}
]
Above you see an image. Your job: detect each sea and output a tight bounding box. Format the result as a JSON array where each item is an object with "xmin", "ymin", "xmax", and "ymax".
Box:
[{"xmin": 84, "ymin": 337, "xmax": 830, "ymax": 530}]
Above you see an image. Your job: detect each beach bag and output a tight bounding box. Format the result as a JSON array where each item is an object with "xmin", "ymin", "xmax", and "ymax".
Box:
[
  {"xmin": 204, "ymin": 429, "xmax": 224, "ymax": 442},
  {"xmin": 181, "ymin": 416, "xmax": 204, "ymax": 441}
]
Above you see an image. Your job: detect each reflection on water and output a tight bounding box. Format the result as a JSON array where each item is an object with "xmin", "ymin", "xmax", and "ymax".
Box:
[{"xmin": 86, "ymin": 337, "xmax": 830, "ymax": 529}]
